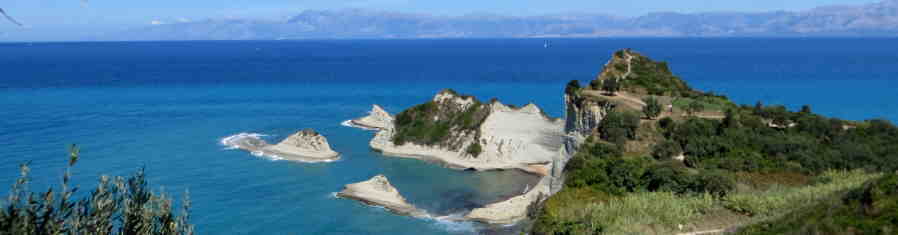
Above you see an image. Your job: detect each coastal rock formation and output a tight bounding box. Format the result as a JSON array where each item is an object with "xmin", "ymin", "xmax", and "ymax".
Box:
[
  {"xmin": 363, "ymin": 89, "xmax": 573, "ymax": 224},
  {"xmin": 223, "ymin": 129, "xmax": 340, "ymax": 162},
  {"xmin": 564, "ymin": 91, "xmax": 616, "ymax": 138},
  {"xmin": 337, "ymin": 175, "xmax": 426, "ymax": 217},
  {"xmin": 347, "ymin": 105, "xmax": 394, "ymax": 130},
  {"xmin": 465, "ymin": 168, "xmax": 555, "ymax": 224},
  {"xmin": 369, "ymin": 89, "xmax": 565, "ymax": 174}
]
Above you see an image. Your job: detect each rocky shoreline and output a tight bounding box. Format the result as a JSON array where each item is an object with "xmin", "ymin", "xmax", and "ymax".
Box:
[{"xmin": 343, "ymin": 90, "xmax": 575, "ymax": 224}]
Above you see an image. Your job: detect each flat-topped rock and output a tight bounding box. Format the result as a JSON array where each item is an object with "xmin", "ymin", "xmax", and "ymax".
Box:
[
  {"xmin": 337, "ymin": 175, "xmax": 427, "ymax": 217},
  {"xmin": 347, "ymin": 105, "xmax": 394, "ymax": 130},
  {"xmin": 222, "ymin": 129, "xmax": 340, "ymax": 162}
]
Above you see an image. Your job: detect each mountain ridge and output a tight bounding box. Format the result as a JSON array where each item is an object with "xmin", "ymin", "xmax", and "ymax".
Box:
[{"xmin": 109, "ymin": 0, "xmax": 898, "ymax": 40}]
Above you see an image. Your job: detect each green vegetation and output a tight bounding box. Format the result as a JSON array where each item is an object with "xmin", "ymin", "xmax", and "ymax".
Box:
[
  {"xmin": 533, "ymin": 50, "xmax": 898, "ymax": 234},
  {"xmin": 605, "ymin": 50, "xmax": 695, "ymax": 97},
  {"xmin": 667, "ymin": 104, "xmax": 898, "ymax": 173},
  {"xmin": 597, "ymin": 110, "xmax": 640, "ymax": 146},
  {"xmin": 534, "ymin": 190, "xmax": 716, "ymax": 235},
  {"xmin": 737, "ymin": 172, "xmax": 898, "ymax": 235},
  {"xmin": 391, "ymin": 89, "xmax": 490, "ymax": 150},
  {"xmin": 641, "ymin": 96, "xmax": 662, "ymax": 120},
  {"xmin": 723, "ymin": 170, "xmax": 880, "ymax": 217},
  {"xmin": 651, "ymin": 140, "xmax": 682, "ymax": 160},
  {"xmin": 601, "ymin": 78, "xmax": 620, "ymax": 96},
  {"xmin": 671, "ymin": 93, "xmax": 736, "ymax": 113},
  {"xmin": 465, "ymin": 142, "xmax": 483, "ymax": 157},
  {"xmin": 1, "ymin": 145, "xmax": 193, "ymax": 235}
]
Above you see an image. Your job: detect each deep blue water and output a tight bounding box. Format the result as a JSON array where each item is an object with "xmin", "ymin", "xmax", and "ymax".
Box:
[{"xmin": 1, "ymin": 38, "xmax": 896, "ymax": 234}]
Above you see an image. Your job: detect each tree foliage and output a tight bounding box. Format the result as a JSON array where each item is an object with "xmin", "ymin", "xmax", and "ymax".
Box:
[
  {"xmin": 1, "ymin": 146, "xmax": 193, "ymax": 235},
  {"xmin": 602, "ymin": 78, "xmax": 620, "ymax": 96},
  {"xmin": 642, "ymin": 96, "xmax": 662, "ymax": 120}
]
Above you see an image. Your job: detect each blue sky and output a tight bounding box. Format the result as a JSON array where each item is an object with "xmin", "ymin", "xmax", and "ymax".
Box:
[{"xmin": 0, "ymin": 0, "xmax": 883, "ymax": 40}]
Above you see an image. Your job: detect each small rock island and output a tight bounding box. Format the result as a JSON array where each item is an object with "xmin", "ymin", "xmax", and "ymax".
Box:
[
  {"xmin": 224, "ymin": 129, "xmax": 340, "ymax": 162},
  {"xmin": 336, "ymin": 175, "xmax": 427, "ymax": 218},
  {"xmin": 345, "ymin": 104, "xmax": 394, "ymax": 130}
]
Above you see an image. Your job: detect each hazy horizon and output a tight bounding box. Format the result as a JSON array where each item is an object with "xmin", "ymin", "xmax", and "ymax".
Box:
[{"xmin": 0, "ymin": 0, "xmax": 891, "ymax": 41}]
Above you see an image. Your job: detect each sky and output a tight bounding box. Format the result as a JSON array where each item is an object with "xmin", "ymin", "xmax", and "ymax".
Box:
[{"xmin": 0, "ymin": 0, "xmax": 884, "ymax": 41}]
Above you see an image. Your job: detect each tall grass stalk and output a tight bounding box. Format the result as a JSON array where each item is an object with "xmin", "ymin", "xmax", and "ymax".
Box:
[{"xmin": 723, "ymin": 170, "xmax": 880, "ymax": 217}]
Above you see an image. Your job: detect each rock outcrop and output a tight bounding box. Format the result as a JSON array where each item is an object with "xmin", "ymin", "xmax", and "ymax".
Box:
[
  {"xmin": 347, "ymin": 105, "xmax": 394, "ymax": 130},
  {"xmin": 370, "ymin": 89, "xmax": 565, "ymax": 174},
  {"xmin": 564, "ymin": 91, "xmax": 616, "ymax": 138},
  {"xmin": 337, "ymin": 175, "xmax": 427, "ymax": 217},
  {"xmin": 223, "ymin": 129, "xmax": 340, "ymax": 162},
  {"xmin": 363, "ymin": 89, "xmax": 573, "ymax": 224}
]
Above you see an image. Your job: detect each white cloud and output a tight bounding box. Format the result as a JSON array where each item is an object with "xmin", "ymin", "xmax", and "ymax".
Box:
[{"xmin": 177, "ymin": 17, "xmax": 191, "ymax": 23}]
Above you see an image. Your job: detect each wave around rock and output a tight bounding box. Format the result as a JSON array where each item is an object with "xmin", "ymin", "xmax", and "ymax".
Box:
[{"xmin": 222, "ymin": 129, "xmax": 340, "ymax": 163}]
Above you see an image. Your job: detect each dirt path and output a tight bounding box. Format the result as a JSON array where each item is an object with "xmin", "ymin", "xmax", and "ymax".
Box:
[
  {"xmin": 677, "ymin": 229, "xmax": 725, "ymax": 235},
  {"xmin": 622, "ymin": 51, "xmax": 634, "ymax": 79},
  {"xmin": 581, "ymin": 90, "xmax": 645, "ymax": 111}
]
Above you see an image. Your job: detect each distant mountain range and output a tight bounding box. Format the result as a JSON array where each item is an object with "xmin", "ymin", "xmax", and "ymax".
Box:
[{"xmin": 110, "ymin": 0, "xmax": 898, "ymax": 40}]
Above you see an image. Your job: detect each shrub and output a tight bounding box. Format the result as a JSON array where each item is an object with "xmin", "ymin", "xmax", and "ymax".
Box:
[
  {"xmin": 642, "ymin": 96, "xmax": 662, "ymax": 120},
  {"xmin": 651, "ymin": 140, "xmax": 683, "ymax": 160},
  {"xmin": 0, "ymin": 145, "xmax": 193, "ymax": 235},
  {"xmin": 602, "ymin": 78, "xmax": 620, "ymax": 95},
  {"xmin": 686, "ymin": 101, "xmax": 704, "ymax": 116},
  {"xmin": 465, "ymin": 142, "xmax": 482, "ymax": 157},
  {"xmin": 658, "ymin": 117, "xmax": 674, "ymax": 130}
]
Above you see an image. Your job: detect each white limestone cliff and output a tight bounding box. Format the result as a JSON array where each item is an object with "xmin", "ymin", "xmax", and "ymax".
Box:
[{"xmin": 347, "ymin": 105, "xmax": 394, "ymax": 130}]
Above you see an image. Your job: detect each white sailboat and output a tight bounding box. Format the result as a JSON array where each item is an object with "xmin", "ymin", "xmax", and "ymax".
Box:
[{"xmin": 544, "ymin": 41, "xmax": 550, "ymax": 48}]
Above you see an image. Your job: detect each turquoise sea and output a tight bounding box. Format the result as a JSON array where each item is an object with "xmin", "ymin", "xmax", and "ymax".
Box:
[{"xmin": 1, "ymin": 38, "xmax": 896, "ymax": 234}]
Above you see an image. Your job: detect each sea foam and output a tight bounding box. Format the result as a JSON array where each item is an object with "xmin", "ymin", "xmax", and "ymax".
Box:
[
  {"xmin": 219, "ymin": 132, "xmax": 268, "ymax": 150},
  {"xmin": 341, "ymin": 120, "xmax": 378, "ymax": 131}
]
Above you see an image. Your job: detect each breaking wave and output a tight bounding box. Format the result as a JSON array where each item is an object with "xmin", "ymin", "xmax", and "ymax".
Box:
[
  {"xmin": 219, "ymin": 132, "xmax": 267, "ymax": 150},
  {"xmin": 341, "ymin": 120, "xmax": 378, "ymax": 131}
]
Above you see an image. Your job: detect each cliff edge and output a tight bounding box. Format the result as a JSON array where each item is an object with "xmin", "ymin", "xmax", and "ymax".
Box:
[{"xmin": 369, "ymin": 89, "xmax": 565, "ymax": 174}]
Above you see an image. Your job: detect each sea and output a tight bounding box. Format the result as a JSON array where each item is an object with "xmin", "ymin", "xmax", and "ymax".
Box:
[{"xmin": 1, "ymin": 38, "xmax": 896, "ymax": 234}]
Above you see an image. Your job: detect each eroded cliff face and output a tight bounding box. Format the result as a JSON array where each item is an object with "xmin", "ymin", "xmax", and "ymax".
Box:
[
  {"xmin": 371, "ymin": 89, "xmax": 564, "ymax": 172},
  {"xmin": 564, "ymin": 91, "xmax": 616, "ymax": 138}
]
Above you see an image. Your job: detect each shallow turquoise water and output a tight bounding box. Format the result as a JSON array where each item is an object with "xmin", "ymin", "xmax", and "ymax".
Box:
[{"xmin": 1, "ymin": 38, "xmax": 896, "ymax": 234}]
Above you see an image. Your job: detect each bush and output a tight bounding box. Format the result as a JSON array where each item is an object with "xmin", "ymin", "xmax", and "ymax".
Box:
[
  {"xmin": 658, "ymin": 117, "xmax": 674, "ymax": 130},
  {"xmin": 602, "ymin": 78, "xmax": 620, "ymax": 95},
  {"xmin": 0, "ymin": 145, "xmax": 193, "ymax": 235},
  {"xmin": 642, "ymin": 96, "xmax": 662, "ymax": 120},
  {"xmin": 686, "ymin": 101, "xmax": 704, "ymax": 116},
  {"xmin": 651, "ymin": 140, "xmax": 683, "ymax": 160},
  {"xmin": 599, "ymin": 111, "xmax": 641, "ymax": 143},
  {"xmin": 465, "ymin": 142, "xmax": 482, "ymax": 157}
]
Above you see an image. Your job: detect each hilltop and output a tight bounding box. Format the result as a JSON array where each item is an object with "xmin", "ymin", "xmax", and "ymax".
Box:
[{"xmin": 532, "ymin": 49, "xmax": 898, "ymax": 234}]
